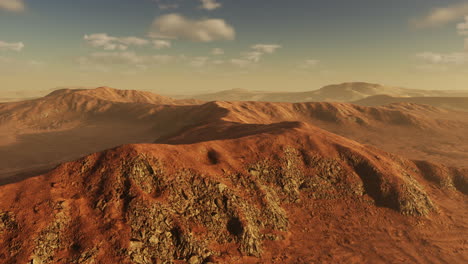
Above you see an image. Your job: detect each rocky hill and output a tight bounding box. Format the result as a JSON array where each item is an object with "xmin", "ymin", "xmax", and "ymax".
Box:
[
  {"xmin": 2, "ymin": 91, "xmax": 468, "ymax": 186},
  {"xmin": 0, "ymin": 121, "xmax": 466, "ymax": 263}
]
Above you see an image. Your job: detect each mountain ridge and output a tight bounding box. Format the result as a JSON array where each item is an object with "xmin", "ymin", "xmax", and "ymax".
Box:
[
  {"xmin": 0, "ymin": 119, "xmax": 466, "ymax": 263},
  {"xmin": 189, "ymin": 82, "xmax": 468, "ymax": 102},
  {"xmin": 2, "ymin": 92, "xmax": 468, "ymax": 185},
  {"xmin": 354, "ymin": 95, "xmax": 468, "ymax": 111}
]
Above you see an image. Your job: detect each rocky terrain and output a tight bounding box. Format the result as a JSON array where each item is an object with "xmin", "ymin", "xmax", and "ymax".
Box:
[
  {"xmin": 2, "ymin": 87, "xmax": 468, "ymax": 185},
  {"xmin": 188, "ymin": 101, "xmax": 468, "ymax": 168},
  {"xmin": 0, "ymin": 86, "xmax": 467, "ymax": 263},
  {"xmin": 0, "ymin": 121, "xmax": 467, "ymax": 263},
  {"xmin": 0, "ymin": 87, "xmax": 204, "ymax": 183}
]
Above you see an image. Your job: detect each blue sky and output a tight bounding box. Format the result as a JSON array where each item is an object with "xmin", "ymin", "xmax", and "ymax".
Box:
[{"xmin": 1, "ymin": 0, "xmax": 468, "ymax": 93}]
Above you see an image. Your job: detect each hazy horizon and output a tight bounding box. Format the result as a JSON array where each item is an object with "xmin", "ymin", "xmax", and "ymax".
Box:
[
  {"xmin": 1, "ymin": 0, "xmax": 468, "ymax": 94},
  {"xmin": 1, "ymin": 2, "xmax": 468, "ymax": 262}
]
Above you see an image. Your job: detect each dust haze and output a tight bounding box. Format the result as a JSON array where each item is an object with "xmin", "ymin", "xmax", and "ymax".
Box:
[{"xmin": 1, "ymin": 1, "xmax": 468, "ymax": 263}]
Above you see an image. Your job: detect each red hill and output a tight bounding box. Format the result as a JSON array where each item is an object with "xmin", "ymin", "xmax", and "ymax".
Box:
[{"xmin": 0, "ymin": 122, "xmax": 466, "ymax": 263}]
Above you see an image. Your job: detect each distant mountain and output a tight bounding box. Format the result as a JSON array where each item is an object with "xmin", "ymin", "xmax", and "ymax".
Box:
[
  {"xmin": 0, "ymin": 87, "xmax": 204, "ymax": 181},
  {"xmin": 45, "ymin": 86, "xmax": 202, "ymax": 105},
  {"xmin": 158, "ymin": 101, "xmax": 468, "ymax": 168},
  {"xmin": 354, "ymin": 95, "xmax": 468, "ymax": 112},
  {"xmin": 189, "ymin": 82, "xmax": 468, "ymax": 102},
  {"xmin": 3, "ymin": 89, "xmax": 468, "ymax": 186},
  {"xmin": 1, "ymin": 86, "xmax": 467, "ymax": 263},
  {"xmin": 0, "ymin": 87, "xmax": 201, "ymax": 129}
]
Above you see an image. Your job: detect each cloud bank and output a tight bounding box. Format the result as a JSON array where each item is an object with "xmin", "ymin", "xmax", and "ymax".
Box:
[
  {"xmin": 149, "ymin": 14, "xmax": 235, "ymax": 42},
  {"xmin": 211, "ymin": 48, "xmax": 224, "ymax": 55},
  {"xmin": 84, "ymin": 34, "xmax": 150, "ymax": 51},
  {"xmin": 200, "ymin": 0, "xmax": 222, "ymax": 11},
  {"xmin": 0, "ymin": 0, "xmax": 25, "ymax": 12},
  {"xmin": 416, "ymin": 52, "xmax": 468, "ymax": 65},
  {"xmin": 251, "ymin": 44, "xmax": 282, "ymax": 54},
  {"xmin": 412, "ymin": 2, "xmax": 468, "ymax": 28},
  {"xmin": 0, "ymin": 40, "xmax": 24, "ymax": 51},
  {"xmin": 154, "ymin": 0, "xmax": 180, "ymax": 10},
  {"xmin": 152, "ymin": 40, "xmax": 171, "ymax": 49}
]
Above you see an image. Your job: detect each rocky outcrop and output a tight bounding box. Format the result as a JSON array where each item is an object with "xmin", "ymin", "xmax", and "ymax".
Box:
[{"xmin": 0, "ymin": 122, "xmax": 466, "ymax": 263}]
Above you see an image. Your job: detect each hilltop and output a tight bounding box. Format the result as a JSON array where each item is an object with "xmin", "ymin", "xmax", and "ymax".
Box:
[
  {"xmin": 2, "ymin": 90, "xmax": 468, "ymax": 185},
  {"xmin": 0, "ymin": 121, "xmax": 466, "ymax": 263}
]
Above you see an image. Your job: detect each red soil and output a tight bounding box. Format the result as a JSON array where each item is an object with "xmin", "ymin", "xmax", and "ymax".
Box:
[
  {"xmin": 0, "ymin": 120, "xmax": 467, "ymax": 263},
  {"xmin": 2, "ymin": 88, "xmax": 468, "ymax": 184},
  {"xmin": 0, "ymin": 87, "xmax": 466, "ymax": 263}
]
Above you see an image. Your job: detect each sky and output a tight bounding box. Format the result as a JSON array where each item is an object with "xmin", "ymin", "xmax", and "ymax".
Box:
[{"xmin": 1, "ymin": 0, "xmax": 468, "ymax": 94}]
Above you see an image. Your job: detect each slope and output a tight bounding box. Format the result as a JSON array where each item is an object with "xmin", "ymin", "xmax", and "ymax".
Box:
[
  {"xmin": 0, "ymin": 87, "xmax": 205, "ymax": 183},
  {"xmin": 3, "ymin": 93, "xmax": 468, "ymax": 185},
  {"xmin": 0, "ymin": 121, "xmax": 466, "ymax": 263},
  {"xmin": 354, "ymin": 95, "xmax": 468, "ymax": 112},
  {"xmin": 190, "ymin": 82, "xmax": 468, "ymax": 102},
  {"xmin": 158, "ymin": 101, "xmax": 468, "ymax": 168}
]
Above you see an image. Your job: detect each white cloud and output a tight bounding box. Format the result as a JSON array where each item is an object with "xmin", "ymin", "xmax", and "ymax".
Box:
[
  {"xmin": 0, "ymin": 0, "xmax": 24, "ymax": 12},
  {"xmin": 154, "ymin": 0, "xmax": 179, "ymax": 10},
  {"xmin": 243, "ymin": 51, "xmax": 262, "ymax": 62},
  {"xmin": 84, "ymin": 34, "xmax": 149, "ymax": 50},
  {"xmin": 190, "ymin": 56, "xmax": 209, "ymax": 67},
  {"xmin": 200, "ymin": 0, "xmax": 221, "ymax": 11},
  {"xmin": 119, "ymin": 37, "xmax": 149, "ymax": 46},
  {"xmin": 299, "ymin": 59, "xmax": 320, "ymax": 69},
  {"xmin": 251, "ymin": 44, "xmax": 282, "ymax": 54},
  {"xmin": 305, "ymin": 59, "xmax": 320, "ymax": 66},
  {"xmin": 415, "ymin": 64, "xmax": 449, "ymax": 72},
  {"xmin": 152, "ymin": 40, "xmax": 171, "ymax": 49},
  {"xmin": 230, "ymin": 44, "xmax": 282, "ymax": 67},
  {"xmin": 414, "ymin": 15, "xmax": 468, "ymax": 65},
  {"xmin": 458, "ymin": 16, "xmax": 468, "ymax": 35},
  {"xmin": 230, "ymin": 59, "xmax": 252, "ymax": 67},
  {"xmin": 149, "ymin": 13, "xmax": 235, "ymax": 42},
  {"xmin": 84, "ymin": 34, "xmax": 126, "ymax": 50},
  {"xmin": 0, "ymin": 40, "xmax": 24, "ymax": 51},
  {"xmin": 412, "ymin": 2, "xmax": 468, "ymax": 28},
  {"xmin": 211, "ymin": 48, "xmax": 224, "ymax": 55},
  {"xmin": 416, "ymin": 52, "xmax": 468, "ymax": 64}
]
